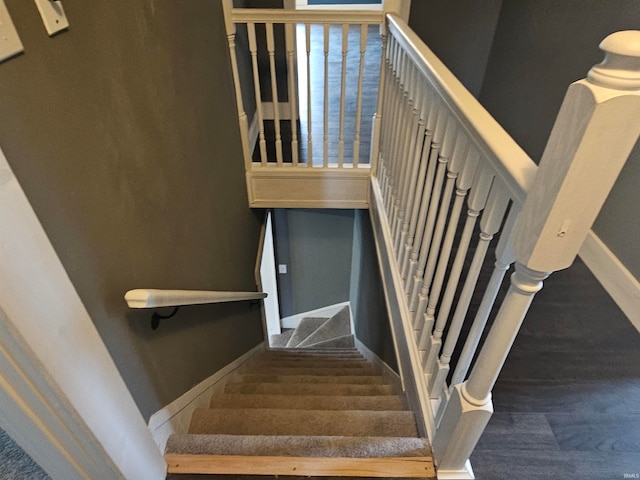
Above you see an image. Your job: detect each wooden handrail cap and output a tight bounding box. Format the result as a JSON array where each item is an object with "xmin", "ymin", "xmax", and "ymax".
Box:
[{"xmin": 588, "ymin": 30, "xmax": 640, "ymax": 90}]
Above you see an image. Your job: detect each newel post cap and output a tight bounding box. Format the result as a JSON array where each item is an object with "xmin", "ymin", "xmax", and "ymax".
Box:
[{"xmin": 587, "ymin": 30, "xmax": 640, "ymax": 90}]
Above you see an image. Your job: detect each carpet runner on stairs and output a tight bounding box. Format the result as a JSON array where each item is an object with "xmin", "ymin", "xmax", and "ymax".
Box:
[{"xmin": 165, "ymin": 347, "xmax": 435, "ymax": 478}]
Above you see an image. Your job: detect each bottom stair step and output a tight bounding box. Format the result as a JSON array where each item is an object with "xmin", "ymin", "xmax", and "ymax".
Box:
[
  {"xmin": 190, "ymin": 408, "xmax": 418, "ymax": 437},
  {"xmin": 167, "ymin": 434, "xmax": 431, "ymax": 457},
  {"xmin": 166, "ymin": 452, "xmax": 434, "ymax": 478}
]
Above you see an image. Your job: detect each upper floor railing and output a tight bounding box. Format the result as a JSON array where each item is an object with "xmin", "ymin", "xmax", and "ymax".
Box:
[{"xmin": 224, "ymin": 4, "xmax": 385, "ymax": 207}]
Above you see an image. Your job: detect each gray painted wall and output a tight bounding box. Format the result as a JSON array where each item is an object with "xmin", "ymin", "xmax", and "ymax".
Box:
[
  {"xmin": 408, "ymin": 0, "xmax": 504, "ymax": 97},
  {"xmin": 478, "ymin": 0, "xmax": 640, "ymax": 279},
  {"xmin": 0, "ymin": 0, "xmax": 264, "ymax": 420},
  {"xmin": 350, "ymin": 210, "xmax": 398, "ymax": 372},
  {"xmin": 274, "ymin": 209, "xmax": 354, "ymax": 317}
]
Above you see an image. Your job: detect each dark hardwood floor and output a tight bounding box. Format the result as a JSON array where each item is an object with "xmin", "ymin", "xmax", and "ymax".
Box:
[{"xmin": 470, "ymin": 257, "xmax": 640, "ymax": 479}]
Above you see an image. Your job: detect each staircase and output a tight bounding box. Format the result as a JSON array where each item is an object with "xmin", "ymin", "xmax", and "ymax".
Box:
[{"xmin": 165, "ymin": 311, "xmax": 435, "ymax": 478}]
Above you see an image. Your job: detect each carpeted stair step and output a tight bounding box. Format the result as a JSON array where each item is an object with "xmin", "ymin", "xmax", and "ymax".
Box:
[
  {"xmin": 209, "ymin": 393, "xmax": 406, "ymax": 411},
  {"xmin": 302, "ymin": 333, "xmax": 356, "ymax": 349},
  {"xmin": 250, "ymin": 358, "xmax": 372, "ymax": 369},
  {"xmin": 285, "ymin": 317, "xmax": 329, "ymax": 347},
  {"xmin": 269, "ymin": 330, "xmax": 295, "ymax": 348},
  {"xmin": 167, "ymin": 434, "xmax": 431, "ymax": 458},
  {"xmin": 265, "ymin": 347, "xmax": 360, "ymax": 355},
  {"xmin": 242, "ymin": 366, "xmax": 376, "ymax": 376},
  {"xmin": 236, "ymin": 374, "xmax": 385, "ymax": 385},
  {"xmin": 297, "ymin": 307, "xmax": 352, "ymax": 347},
  {"xmin": 224, "ymin": 382, "xmax": 394, "ymax": 396},
  {"xmin": 189, "ymin": 408, "xmax": 418, "ymax": 437}
]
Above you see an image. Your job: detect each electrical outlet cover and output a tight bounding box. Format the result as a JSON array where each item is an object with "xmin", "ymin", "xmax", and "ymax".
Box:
[
  {"xmin": 0, "ymin": 0, "xmax": 24, "ymax": 63},
  {"xmin": 33, "ymin": 0, "xmax": 69, "ymax": 36}
]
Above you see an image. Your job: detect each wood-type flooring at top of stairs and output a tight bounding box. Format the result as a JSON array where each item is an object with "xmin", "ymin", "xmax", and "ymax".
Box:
[{"xmin": 165, "ymin": 347, "xmax": 435, "ymax": 479}]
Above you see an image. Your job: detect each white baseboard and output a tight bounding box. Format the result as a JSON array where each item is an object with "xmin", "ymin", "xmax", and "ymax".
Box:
[
  {"xmin": 280, "ymin": 301, "xmax": 350, "ymax": 329},
  {"xmin": 148, "ymin": 343, "xmax": 263, "ymax": 452},
  {"xmin": 579, "ymin": 230, "xmax": 640, "ymax": 333},
  {"xmin": 436, "ymin": 460, "xmax": 475, "ymax": 480},
  {"xmin": 354, "ymin": 336, "xmax": 401, "ymax": 392}
]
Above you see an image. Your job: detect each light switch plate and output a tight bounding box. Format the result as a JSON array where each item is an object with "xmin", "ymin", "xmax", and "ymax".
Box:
[
  {"xmin": 33, "ymin": 0, "xmax": 69, "ymax": 36},
  {"xmin": 0, "ymin": 0, "xmax": 24, "ymax": 63},
  {"xmin": 279, "ymin": 264, "xmax": 288, "ymax": 274}
]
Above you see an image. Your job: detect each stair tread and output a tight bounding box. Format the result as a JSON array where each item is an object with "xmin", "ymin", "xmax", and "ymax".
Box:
[
  {"xmin": 189, "ymin": 408, "xmax": 419, "ymax": 437},
  {"xmin": 302, "ymin": 333, "xmax": 356, "ymax": 349},
  {"xmin": 243, "ymin": 366, "xmax": 377, "ymax": 376},
  {"xmin": 250, "ymin": 359, "xmax": 373, "ymax": 368},
  {"xmin": 297, "ymin": 307, "xmax": 352, "ymax": 347},
  {"xmin": 269, "ymin": 330, "xmax": 295, "ymax": 348},
  {"xmin": 224, "ymin": 382, "xmax": 394, "ymax": 396},
  {"xmin": 286, "ymin": 317, "xmax": 330, "ymax": 348},
  {"xmin": 236, "ymin": 374, "xmax": 385, "ymax": 385},
  {"xmin": 209, "ymin": 393, "xmax": 407, "ymax": 411},
  {"xmin": 167, "ymin": 434, "xmax": 431, "ymax": 457}
]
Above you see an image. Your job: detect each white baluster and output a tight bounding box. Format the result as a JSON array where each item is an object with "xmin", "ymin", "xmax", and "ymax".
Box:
[
  {"xmin": 409, "ymin": 114, "xmax": 456, "ymax": 319},
  {"xmin": 323, "ymin": 23, "xmax": 330, "ymax": 168},
  {"xmin": 398, "ymin": 75, "xmax": 429, "ymax": 268},
  {"xmin": 247, "ymin": 23, "xmax": 267, "ymax": 165},
  {"xmin": 378, "ymin": 34, "xmax": 395, "ymax": 200},
  {"xmin": 338, "ymin": 23, "xmax": 349, "ymax": 167},
  {"xmin": 369, "ymin": 25, "xmax": 388, "ymax": 175},
  {"xmin": 428, "ymin": 171, "xmax": 508, "ymax": 399},
  {"xmin": 402, "ymin": 91, "xmax": 438, "ymax": 283},
  {"xmin": 353, "ymin": 24, "xmax": 368, "ymax": 168},
  {"xmin": 383, "ymin": 38, "xmax": 402, "ymax": 210},
  {"xmin": 406, "ymin": 105, "xmax": 448, "ymax": 306},
  {"xmin": 223, "ymin": 8, "xmax": 252, "ymax": 169},
  {"xmin": 450, "ymin": 204, "xmax": 518, "ymax": 386},
  {"xmin": 286, "ymin": 23, "xmax": 299, "ymax": 166},
  {"xmin": 416, "ymin": 130, "xmax": 471, "ymax": 358},
  {"xmin": 394, "ymin": 62, "xmax": 422, "ymax": 255},
  {"xmin": 389, "ymin": 49, "xmax": 410, "ymax": 229},
  {"xmin": 266, "ymin": 23, "xmax": 283, "ymax": 166},
  {"xmin": 305, "ymin": 23, "xmax": 313, "ymax": 167}
]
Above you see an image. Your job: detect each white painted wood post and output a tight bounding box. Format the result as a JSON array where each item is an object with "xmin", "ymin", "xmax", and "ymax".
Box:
[
  {"xmin": 434, "ymin": 31, "xmax": 640, "ymax": 476},
  {"xmin": 513, "ymin": 31, "xmax": 640, "ymax": 273}
]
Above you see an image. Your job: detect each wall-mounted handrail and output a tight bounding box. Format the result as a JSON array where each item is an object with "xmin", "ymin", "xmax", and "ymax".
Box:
[{"xmin": 124, "ymin": 289, "xmax": 267, "ymax": 309}]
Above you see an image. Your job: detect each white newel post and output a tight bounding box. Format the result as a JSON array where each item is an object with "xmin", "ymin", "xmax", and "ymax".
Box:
[
  {"xmin": 222, "ymin": 0, "xmax": 252, "ymax": 170},
  {"xmin": 434, "ymin": 31, "xmax": 640, "ymax": 477}
]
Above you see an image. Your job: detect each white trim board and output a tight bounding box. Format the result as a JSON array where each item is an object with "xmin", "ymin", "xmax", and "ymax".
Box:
[
  {"xmin": 579, "ymin": 230, "xmax": 640, "ymax": 333},
  {"xmin": 280, "ymin": 301, "xmax": 350, "ymax": 329},
  {"xmin": 148, "ymin": 343, "xmax": 263, "ymax": 452}
]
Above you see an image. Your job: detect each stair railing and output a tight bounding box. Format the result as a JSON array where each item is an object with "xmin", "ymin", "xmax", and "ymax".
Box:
[
  {"xmin": 222, "ymin": 2, "xmax": 385, "ymax": 207},
  {"xmin": 372, "ymin": 14, "xmax": 640, "ymax": 478}
]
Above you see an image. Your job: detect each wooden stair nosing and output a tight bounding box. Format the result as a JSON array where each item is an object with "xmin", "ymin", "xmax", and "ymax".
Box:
[{"xmin": 165, "ymin": 454, "xmax": 436, "ymax": 478}]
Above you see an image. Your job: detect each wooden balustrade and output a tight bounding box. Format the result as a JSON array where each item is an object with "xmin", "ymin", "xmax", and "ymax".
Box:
[
  {"xmin": 372, "ymin": 15, "xmax": 640, "ymax": 478},
  {"xmin": 224, "ymin": 4, "xmax": 640, "ymax": 477},
  {"xmin": 224, "ymin": 7, "xmax": 384, "ymax": 207}
]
